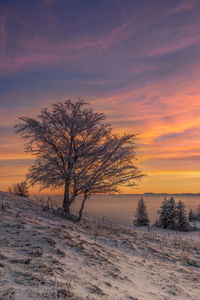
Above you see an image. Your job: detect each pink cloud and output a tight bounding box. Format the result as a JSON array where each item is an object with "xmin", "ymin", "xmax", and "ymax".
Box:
[
  {"xmin": 0, "ymin": 20, "xmax": 129, "ymax": 75},
  {"xmin": 2, "ymin": 3, "xmax": 127, "ymax": 74},
  {"xmin": 66, "ymin": 23, "xmax": 129, "ymax": 51},
  {"xmin": 150, "ymin": 33, "xmax": 200, "ymax": 56},
  {"xmin": 166, "ymin": 1, "xmax": 195, "ymax": 17}
]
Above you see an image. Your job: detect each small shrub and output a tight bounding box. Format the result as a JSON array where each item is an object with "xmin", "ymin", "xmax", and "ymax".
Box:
[{"xmin": 8, "ymin": 181, "xmax": 29, "ymax": 198}]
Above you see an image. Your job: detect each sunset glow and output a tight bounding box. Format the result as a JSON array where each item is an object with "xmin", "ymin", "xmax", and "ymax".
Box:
[{"xmin": 1, "ymin": 0, "xmax": 200, "ymax": 193}]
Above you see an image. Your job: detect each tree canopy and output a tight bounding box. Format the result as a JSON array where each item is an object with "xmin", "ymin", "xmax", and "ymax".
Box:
[
  {"xmin": 15, "ymin": 99, "xmax": 143, "ymax": 220},
  {"xmin": 157, "ymin": 197, "xmax": 190, "ymax": 231}
]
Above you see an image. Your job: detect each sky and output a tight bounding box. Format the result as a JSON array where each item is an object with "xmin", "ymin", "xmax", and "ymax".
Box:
[{"xmin": 1, "ymin": 0, "xmax": 200, "ymax": 194}]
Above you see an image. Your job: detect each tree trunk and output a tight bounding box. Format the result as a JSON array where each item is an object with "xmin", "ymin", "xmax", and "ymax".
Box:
[
  {"xmin": 77, "ymin": 193, "xmax": 87, "ymax": 222},
  {"xmin": 62, "ymin": 182, "xmax": 71, "ymax": 214}
]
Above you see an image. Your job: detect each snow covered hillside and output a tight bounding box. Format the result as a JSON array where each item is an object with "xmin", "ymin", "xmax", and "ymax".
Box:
[{"xmin": 0, "ymin": 191, "xmax": 199, "ymax": 300}]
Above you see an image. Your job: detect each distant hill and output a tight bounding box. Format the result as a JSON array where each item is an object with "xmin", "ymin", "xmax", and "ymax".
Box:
[{"xmin": 143, "ymin": 193, "xmax": 200, "ymax": 196}]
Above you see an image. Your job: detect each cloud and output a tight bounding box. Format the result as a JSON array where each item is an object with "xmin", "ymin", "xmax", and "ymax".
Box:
[
  {"xmin": 0, "ymin": 158, "xmax": 33, "ymax": 167},
  {"xmin": 0, "ymin": 5, "xmax": 129, "ymax": 76},
  {"xmin": 150, "ymin": 33, "xmax": 200, "ymax": 56},
  {"xmin": 92, "ymin": 65, "xmax": 200, "ymax": 178},
  {"xmin": 155, "ymin": 128, "xmax": 200, "ymax": 143},
  {"xmin": 166, "ymin": 1, "xmax": 195, "ymax": 17}
]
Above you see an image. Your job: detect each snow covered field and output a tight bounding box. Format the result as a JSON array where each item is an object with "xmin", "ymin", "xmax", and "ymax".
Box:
[
  {"xmin": 132, "ymin": 224, "xmax": 200, "ymax": 242},
  {"xmin": 0, "ymin": 191, "xmax": 200, "ymax": 300}
]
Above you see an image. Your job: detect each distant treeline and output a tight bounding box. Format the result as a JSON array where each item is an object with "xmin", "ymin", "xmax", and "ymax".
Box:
[{"xmin": 134, "ymin": 197, "xmax": 199, "ymax": 232}]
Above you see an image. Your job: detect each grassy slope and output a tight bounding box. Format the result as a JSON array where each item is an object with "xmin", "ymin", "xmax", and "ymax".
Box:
[{"xmin": 0, "ymin": 191, "xmax": 199, "ymax": 300}]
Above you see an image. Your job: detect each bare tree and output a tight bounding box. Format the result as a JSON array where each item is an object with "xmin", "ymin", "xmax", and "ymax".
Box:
[
  {"xmin": 15, "ymin": 99, "xmax": 143, "ymax": 220},
  {"xmin": 8, "ymin": 181, "xmax": 29, "ymax": 197}
]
